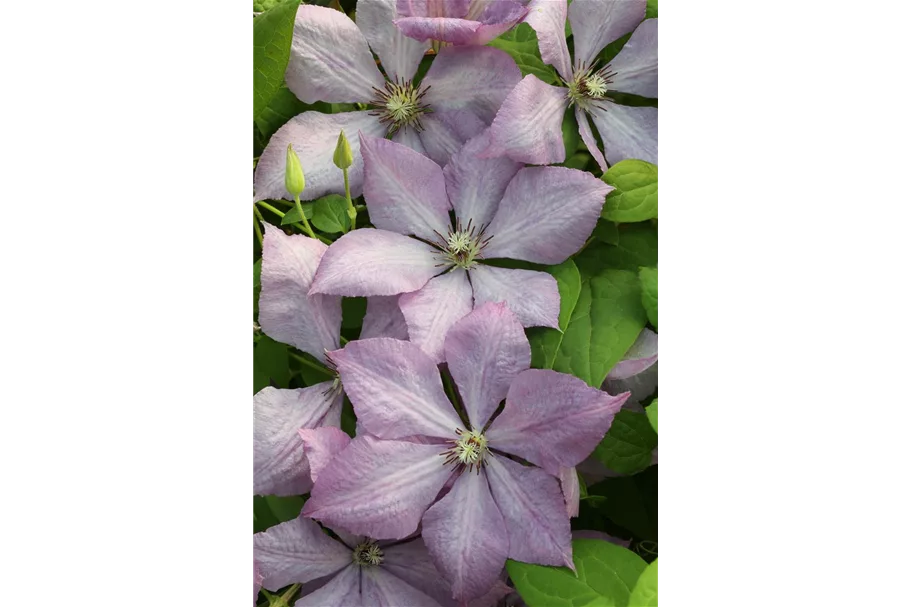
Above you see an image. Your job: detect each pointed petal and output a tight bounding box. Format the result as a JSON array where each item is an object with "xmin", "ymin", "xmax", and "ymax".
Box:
[
  {"xmin": 607, "ymin": 19, "xmax": 658, "ymax": 98},
  {"xmin": 576, "ymin": 104, "xmax": 607, "ymax": 172},
  {"xmin": 443, "ymin": 131, "xmax": 522, "ymax": 229},
  {"xmin": 254, "ymin": 560, "xmax": 263, "ymax": 603},
  {"xmin": 394, "ymin": 16, "xmax": 483, "ymax": 45},
  {"xmin": 392, "ymin": 125, "xmax": 429, "ymax": 156},
  {"xmin": 559, "ymin": 466, "xmax": 580, "ymax": 517},
  {"xmin": 381, "ymin": 539, "xmax": 458, "ymax": 606},
  {"xmin": 443, "ymin": 302, "xmax": 530, "ymax": 430},
  {"xmin": 362, "ymin": 566, "xmax": 446, "ymax": 607},
  {"xmin": 607, "ymin": 327, "xmax": 658, "ymax": 380},
  {"xmin": 303, "ymin": 435, "xmax": 453, "ymax": 540},
  {"xmin": 397, "ymin": 0, "xmax": 471, "ymax": 18},
  {"xmin": 422, "ymin": 471, "xmax": 508, "ymax": 602},
  {"xmin": 418, "ymin": 112, "xmax": 486, "ymax": 167},
  {"xmin": 568, "ymin": 0, "xmax": 646, "ymax": 69},
  {"xmin": 357, "ymin": 0, "xmax": 430, "ymax": 82},
  {"xmin": 400, "ymin": 270, "xmax": 474, "ymax": 363},
  {"xmin": 469, "ymin": 265, "xmax": 559, "ymax": 330},
  {"xmin": 294, "ymin": 564, "xmax": 362, "ymax": 607},
  {"xmin": 482, "ymin": 75, "xmax": 569, "ymax": 165},
  {"xmin": 285, "ymin": 5, "xmax": 384, "ymax": 104},
  {"xmin": 606, "ymin": 361, "xmax": 658, "ymax": 407},
  {"xmin": 468, "ymin": 1, "xmax": 530, "ymax": 45},
  {"xmin": 588, "ymin": 102, "xmax": 658, "ymax": 165},
  {"xmin": 360, "ymin": 133, "xmax": 452, "ymax": 242},
  {"xmin": 253, "ymin": 515, "xmax": 351, "ymax": 589},
  {"xmin": 309, "ymin": 229, "xmax": 439, "ymax": 297},
  {"xmin": 298, "ymin": 426, "xmax": 352, "ymax": 483},
  {"xmin": 361, "ymin": 296, "xmax": 409, "ymax": 340},
  {"xmin": 259, "ymin": 224, "xmax": 341, "ymax": 361},
  {"xmin": 253, "ymin": 110, "xmax": 385, "ymax": 202},
  {"xmin": 253, "ymin": 384, "xmax": 340, "ymax": 496},
  {"xmin": 485, "ymin": 166, "xmax": 611, "ymax": 264},
  {"xmin": 331, "ymin": 337, "xmax": 463, "ymax": 439},
  {"xmin": 485, "ymin": 455, "xmax": 573, "ymax": 568},
  {"xmin": 487, "ymin": 369, "xmax": 628, "ymax": 473},
  {"xmin": 524, "ymin": 0, "xmax": 573, "ymax": 80}
]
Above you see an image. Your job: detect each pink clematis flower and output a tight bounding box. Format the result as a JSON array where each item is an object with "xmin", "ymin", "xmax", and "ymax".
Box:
[
  {"xmin": 309, "ymin": 132, "xmax": 612, "ymax": 362},
  {"xmin": 253, "ymin": 223, "xmax": 407, "ymax": 496},
  {"xmin": 394, "ymin": 0, "xmax": 530, "ymax": 46},
  {"xmin": 302, "ymin": 303, "xmax": 629, "ymax": 602},
  {"xmin": 484, "ymin": 0, "xmax": 657, "ymax": 169},
  {"xmin": 253, "ymin": 1, "xmax": 521, "ymax": 203}
]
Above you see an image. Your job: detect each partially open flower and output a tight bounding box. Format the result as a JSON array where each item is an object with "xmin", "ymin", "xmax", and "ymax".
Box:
[{"xmin": 394, "ymin": 0, "xmax": 530, "ymax": 46}]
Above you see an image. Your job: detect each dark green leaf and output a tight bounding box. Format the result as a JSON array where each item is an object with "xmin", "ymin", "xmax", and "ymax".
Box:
[
  {"xmin": 312, "ymin": 194, "xmax": 350, "ymax": 233},
  {"xmin": 575, "ymin": 222, "xmax": 657, "ymax": 275},
  {"xmin": 645, "ymin": 399, "xmax": 657, "ymax": 433},
  {"xmin": 588, "ymin": 466, "xmax": 658, "ymax": 540},
  {"xmin": 264, "ymin": 495, "xmax": 305, "ymax": 524},
  {"xmin": 639, "ymin": 266, "xmax": 657, "ymax": 328},
  {"xmin": 488, "ymin": 24, "xmax": 559, "ymax": 84},
  {"xmin": 593, "ymin": 219, "xmax": 620, "ymax": 245},
  {"xmin": 594, "ymin": 410, "xmax": 658, "ymax": 474},
  {"xmin": 528, "ymin": 260, "xmax": 581, "ymax": 369},
  {"xmin": 254, "ymin": 336, "xmax": 291, "ymax": 389},
  {"xmin": 281, "ymin": 201, "xmax": 314, "ymax": 224},
  {"xmin": 562, "ymin": 109, "xmax": 581, "ymax": 159},
  {"xmin": 629, "ymin": 559, "xmax": 657, "ymax": 606},
  {"xmin": 602, "ymin": 160, "xmax": 658, "ymax": 223},
  {"xmin": 254, "ymin": 259, "xmax": 262, "ymax": 318},
  {"xmin": 253, "ymin": 495, "xmax": 279, "ymax": 532},
  {"xmin": 255, "ymin": 86, "xmax": 332, "ymax": 142},
  {"xmin": 342, "ymin": 297, "xmax": 367, "ymax": 329},
  {"xmin": 253, "ymin": 0, "xmax": 300, "ymax": 120}
]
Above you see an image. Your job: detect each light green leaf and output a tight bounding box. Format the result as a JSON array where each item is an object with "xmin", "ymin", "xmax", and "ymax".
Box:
[
  {"xmin": 507, "ymin": 539, "xmax": 648, "ymax": 607},
  {"xmin": 594, "ymin": 411, "xmax": 658, "ymax": 474},
  {"xmin": 646, "ymin": 0, "xmax": 658, "ymax": 19},
  {"xmin": 488, "ymin": 24, "xmax": 559, "ymax": 84},
  {"xmin": 255, "ymin": 86, "xmax": 333, "ymax": 142},
  {"xmin": 645, "ymin": 399, "xmax": 657, "ymax": 434},
  {"xmin": 253, "ymin": 0, "xmax": 300, "ymax": 120},
  {"xmin": 639, "ymin": 266, "xmax": 657, "ymax": 328},
  {"xmin": 281, "ymin": 201, "xmax": 314, "ymax": 224},
  {"xmin": 312, "ymin": 194, "xmax": 350, "ymax": 233},
  {"xmin": 629, "ymin": 559, "xmax": 657, "ymax": 607},
  {"xmin": 528, "ymin": 260, "xmax": 582, "ymax": 369},
  {"xmin": 602, "ymin": 160, "xmax": 658, "ymax": 223},
  {"xmin": 575, "ymin": 222, "xmax": 657, "ymax": 275}
]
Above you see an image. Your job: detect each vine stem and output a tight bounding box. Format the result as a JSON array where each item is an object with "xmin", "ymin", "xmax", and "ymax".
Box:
[
  {"xmin": 343, "ymin": 168, "xmax": 356, "ymax": 232},
  {"xmin": 256, "ymin": 201, "xmax": 285, "ymax": 218},
  {"xmin": 252, "ymin": 208, "xmax": 264, "ymax": 246}
]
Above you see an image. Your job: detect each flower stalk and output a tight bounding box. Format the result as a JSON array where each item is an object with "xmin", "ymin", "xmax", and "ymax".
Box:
[{"xmin": 334, "ymin": 130, "xmax": 357, "ymax": 232}]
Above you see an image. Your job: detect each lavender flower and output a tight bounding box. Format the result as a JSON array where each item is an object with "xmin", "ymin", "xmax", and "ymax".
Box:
[
  {"xmin": 302, "ymin": 303, "xmax": 629, "ymax": 602},
  {"xmin": 253, "ymin": 1, "xmax": 521, "ymax": 203},
  {"xmin": 394, "ymin": 0, "xmax": 530, "ymax": 46},
  {"xmin": 308, "ymin": 132, "xmax": 612, "ymax": 362},
  {"xmin": 483, "ymin": 0, "xmax": 657, "ymax": 170}
]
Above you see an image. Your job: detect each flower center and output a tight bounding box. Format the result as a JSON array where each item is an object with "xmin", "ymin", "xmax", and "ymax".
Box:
[
  {"xmin": 432, "ymin": 219, "xmax": 491, "ymax": 270},
  {"xmin": 352, "ymin": 540, "xmax": 384, "ymax": 567},
  {"xmin": 566, "ymin": 63, "xmax": 617, "ymax": 108},
  {"xmin": 441, "ymin": 428, "xmax": 489, "ymax": 472},
  {"xmin": 370, "ymin": 78, "xmax": 431, "ymax": 136}
]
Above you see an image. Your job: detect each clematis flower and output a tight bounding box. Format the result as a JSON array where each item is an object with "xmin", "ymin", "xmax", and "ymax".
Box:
[
  {"xmin": 253, "ymin": 223, "xmax": 407, "ymax": 496},
  {"xmin": 302, "ymin": 303, "xmax": 629, "ymax": 602},
  {"xmin": 253, "ymin": 1, "xmax": 521, "ymax": 203},
  {"xmin": 604, "ymin": 326, "xmax": 658, "ymax": 410},
  {"xmin": 483, "ymin": 0, "xmax": 657, "ymax": 169},
  {"xmin": 394, "ymin": 0, "xmax": 530, "ymax": 46},
  {"xmin": 309, "ymin": 132, "xmax": 611, "ymax": 362}
]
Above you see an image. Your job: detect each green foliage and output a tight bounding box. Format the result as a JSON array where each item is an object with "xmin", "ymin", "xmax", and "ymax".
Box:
[
  {"xmin": 639, "ymin": 266, "xmax": 658, "ymax": 328},
  {"xmin": 255, "ymin": 86, "xmax": 332, "ymax": 143},
  {"xmin": 488, "ymin": 24, "xmax": 559, "ymax": 84},
  {"xmin": 253, "ymin": 495, "xmax": 305, "ymax": 533},
  {"xmin": 312, "ymin": 194, "xmax": 351, "ymax": 233},
  {"xmin": 602, "ymin": 160, "xmax": 658, "ymax": 223},
  {"xmin": 594, "ymin": 410, "xmax": 658, "ymax": 474},
  {"xmin": 253, "ymin": 0, "xmax": 301, "ymax": 120},
  {"xmin": 254, "ymin": 335, "xmax": 291, "ymax": 391},
  {"xmin": 593, "ymin": 219, "xmax": 620, "ymax": 245},
  {"xmin": 629, "ymin": 559, "xmax": 658, "ymax": 606},
  {"xmin": 587, "ymin": 467, "xmax": 658, "ymax": 541},
  {"xmin": 281, "ymin": 201, "xmax": 314, "ymax": 224},
  {"xmin": 529, "ymin": 260, "xmax": 582, "ymax": 369},
  {"xmin": 646, "ymin": 0, "xmax": 658, "ymax": 19},
  {"xmin": 645, "ymin": 399, "xmax": 658, "ymax": 433},
  {"xmin": 575, "ymin": 222, "xmax": 657, "ymax": 275}
]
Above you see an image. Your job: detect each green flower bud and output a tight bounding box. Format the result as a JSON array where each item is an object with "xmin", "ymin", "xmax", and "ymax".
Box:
[
  {"xmin": 333, "ymin": 130, "xmax": 354, "ymax": 170},
  {"xmin": 284, "ymin": 144, "xmax": 305, "ymax": 197}
]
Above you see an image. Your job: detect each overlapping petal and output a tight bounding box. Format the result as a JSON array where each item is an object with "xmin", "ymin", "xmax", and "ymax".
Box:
[
  {"xmin": 576, "ymin": 105, "xmax": 608, "ymax": 172},
  {"xmin": 360, "ymin": 296, "xmax": 409, "ymax": 340},
  {"xmin": 524, "ymin": 0, "xmax": 572, "ymax": 80},
  {"xmin": 588, "ymin": 101, "xmax": 658, "ymax": 165},
  {"xmin": 607, "ymin": 18, "xmax": 658, "ymax": 98},
  {"xmin": 559, "ymin": 466, "xmax": 580, "ymax": 517},
  {"xmin": 294, "ymin": 564, "xmax": 362, "ymax": 607},
  {"xmin": 395, "ymin": 1, "xmax": 527, "ymax": 45},
  {"xmin": 607, "ymin": 327, "xmax": 658, "ymax": 380},
  {"xmin": 298, "ymin": 426, "xmax": 352, "ymax": 483},
  {"xmin": 392, "ymin": 126, "xmax": 429, "ymax": 156},
  {"xmin": 382, "ymin": 540, "xmax": 459, "ymax": 607},
  {"xmin": 397, "ymin": 0, "xmax": 471, "ymax": 18},
  {"xmin": 469, "ymin": 265, "xmax": 560, "ymax": 329},
  {"xmin": 253, "ymin": 515, "xmax": 351, "ymax": 590},
  {"xmin": 568, "ymin": 0, "xmax": 647, "ymax": 70},
  {"xmin": 361, "ymin": 566, "xmax": 446, "ymax": 606},
  {"xmin": 419, "ymin": 112, "xmax": 486, "ymax": 167},
  {"xmin": 357, "ymin": 0, "xmax": 430, "ymax": 83},
  {"xmin": 331, "ymin": 337, "xmax": 464, "ymax": 439},
  {"xmin": 400, "ymin": 269, "xmax": 474, "ymax": 363}
]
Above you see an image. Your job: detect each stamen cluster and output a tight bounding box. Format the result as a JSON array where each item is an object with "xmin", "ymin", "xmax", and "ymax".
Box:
[
  {"xmin": 566, "ymin": 62, "xmax": 618, "ymax": 108},
  {"xmin": 441, "ymin": 428, "xmax": 489, "ymax": 473},
  {"xmin": 369, "ymin": 78, "xmax": 432, "ymax": 135},
  {"xmin": 352, "ymin": 540, "xmax": 384, "ymax": 566},
  {"xmin": 431, "ymin": 219, "xmax": 492, "ymax": 270}
]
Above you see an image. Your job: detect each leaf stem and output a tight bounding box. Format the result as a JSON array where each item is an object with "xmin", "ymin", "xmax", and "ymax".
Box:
[
  {"xmin": 294, "ymin": 194, "xmax": 319, "ymax": 239},
  {"xmin": 256, "ymin": 201, "xmax": 285, "ymax": 218},
  {"xmin": 288, "ymin": 351, "xmax": 334, "ymax": 377},
  {"xmin": 253, "ymin": 209, "xmax": 264, "ymax": 246},
  {"xmin": 342, "ymin": 168, "xmax": 356, "ymax": 232}
]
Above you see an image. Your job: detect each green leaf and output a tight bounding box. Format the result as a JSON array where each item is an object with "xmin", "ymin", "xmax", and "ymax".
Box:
[
  {"xmin": 629, "ymin": 559, "xmax": 657, "ymax": 607},
  {"xmin": 638, "ymin": 266, "xmax": 657, "ymax": 328},
  {"xmin": 507, "ymin": 539, "xmax": 647, "ymax": 607},
  {"xmin": 264, "ymin": 495, "xmax": 305, "ymax": 524},
  {"xmin": 281, "ymin": 201, "xmax": 314, "ymax": 224},
  {"xmin": 645, "ymin": 399, "xmax": 657, "ymax": 434},
  {"xmin": 254, "ymin": 259, "xmax": 262, "ymax": 318},
  {"xmin": 488, "ymin": 23, "xmax": 559, "ymax": 84},
  {"xmin": 593, "ymin": 219, "xmax": 620, "ymax": 245},
  {"xmin": 646, "ymin": 0, "xmax": 658, "ymax": 19},
  {"xmin": 253, "ymin": 0, "xmax": 300, "ymax": 120},
  {"xmin": 562, "ymin": 110, "xmax": 581, "ymax": 159},
  {"xmin": 255, "ymin": 86, "xmax": 333, "ymax": 142},
  {"xmin": 528, "ymin": 260, "xmax": 582, "ymax": 369},
  {"xmin": 254, "ymin": 335, "xmax": 291, "ymax": 389},
  {"xmin": 575, "ymin": 222, "xmax": 657, "ymax": 275},
  {"xmin": 311, "ymin": 194, "xmax": 350, "ymax": 233},
  {"xmin": 602, "ymin": 160, "xmax": 658, "ymax": 223},
  {"xmin": 594, "ymin": 411, "xmax": 658, "ymax": 474},
  {"xmin": 587, "ymin": 467, "xmax": 658, "ymax": 540},
  {"xmin": 342, "ymin": 297, "xmax": 368, "ymax": 329}
]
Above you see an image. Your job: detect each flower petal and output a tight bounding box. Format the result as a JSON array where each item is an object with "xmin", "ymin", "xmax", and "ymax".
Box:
[
  {"xmin": 298, "ymin": 426, "xmax": 352, "ymax": 484},
  {"xmin": 362, "ymin": 566, "xmax": 447, "ymax": 606},
  {"xmin": 253, "ymin": 110, "xmax": 385, "ymax": 202},
  {"xmin": 444, "ymin": 302, "xmax": 531, "ymax": 430},
  {"xmin": 381, "ymin": 539, "xmax": 458, "ymax": 607},
  {"xmin": 606, "ymin": 327, "xmax": 657, "ymax": 380},
  {"xmin": 309, "ymin": 229, "xmax": 440, "ymax": 297},
  {"xmin": 443, "ymin": 131, "xmax": 522, "ymax": 229},
  {"xmin": 392, "ymin": 125, "xmax": 429, "ymax": 156},
  {"xmin": 357, "ymin": 0, "xmax": 430, "ymax": 82},
  {"xmin": 418, "ymin": 111, "xmax": 487, "ymax": 167},
  {"xmin": 588, "ymin": 101, "xmax": 658, "ymax": 165},
  {"xmin": 568, "ymin": 0, "xmax": 646, "ymax": 69},
  {"xmin": 559, "ymin": 466, "xmax": 580, "ymax": 517},
  {"xmin": 486, "ymin": 369, "xmax": 628, "ymax": 473},
  {"xmin": 485, "ymin": 455, "xmax": 574, "ymax": 568},
  {"xmin": 285, "ymin": 5, "xmax": 385, "ymax": 104},
  {"xmin": 259, "ymin": 224, "xmax": 341, "ymax": 361},
  {"xmin": 576, "ymin": 104, "xmax": 608, "ymax": 172},
  {"xmin": 360, "ymin": 133, "xmax": 452, "ymax": 241},
  {"xmin": 360, "ymin": 296, "xmax": 409, "ymax": 340},
  {"xmin": 605, "ymin": 361, "xmax": 658, "ymax": 408},
  {"xmin": 294, "ymin": 564, "xmax": 362, "ymax": 607},
  {"xmin": 331, "ymin": 338, "xmax": 463, "ymax": 439},
  {"xmin": 485, "ymin": 166, "xmax": 611, "ymax": 264},
  {"xmin": 469, "ymin": 265, "xmax": 560, "ymax": 330},
  {"xmin": 400, "ymin": 269, "xmax": 474, "ymax": 363},
  {"xmin": 467, "ymin": 0, "xmax": 530, "ymax": 44},
  {"xmin": 254, "ymin": 560, "xmax": 263, "ymax": 603},
  {"xmin": 394, "ymin": 16, "xmax": 483, "ymax": 45},
  {"xmin": 524, "ymin": 0, "xmax": 573, "ymax": 80},
  {"xmin": 253, "ymin": 515, "xmax": 351, "ymax": 589},
  {"xmin": 397, "ymin": 0, "xmax": 471, "ymax": 18},
  {"xmin": 253, "ymin": 384, "xmax": 340, "ymax": 496},
  {"xmin": 303, "ymin": 435, "xmax": 453, "ymax": 540},
  {"xmin": 607, "ymin": 18, "xmax": 658, "ymax": 98},
  {"xmin": 482, "ymin": 75, "xmax": 569, "ymax": 165},
  {"xmin": 422, "ymin": 471, "xmax": 508, "ymax": 602}
]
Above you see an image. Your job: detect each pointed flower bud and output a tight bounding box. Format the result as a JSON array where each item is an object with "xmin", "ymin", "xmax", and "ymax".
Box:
[
  {"xmin": 284, "ymin": 144, "xmax": 305, "ymax": 197},
  {"xmin": 333, "ymin": 130, "xmax": 353, "ymax": 170}
]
